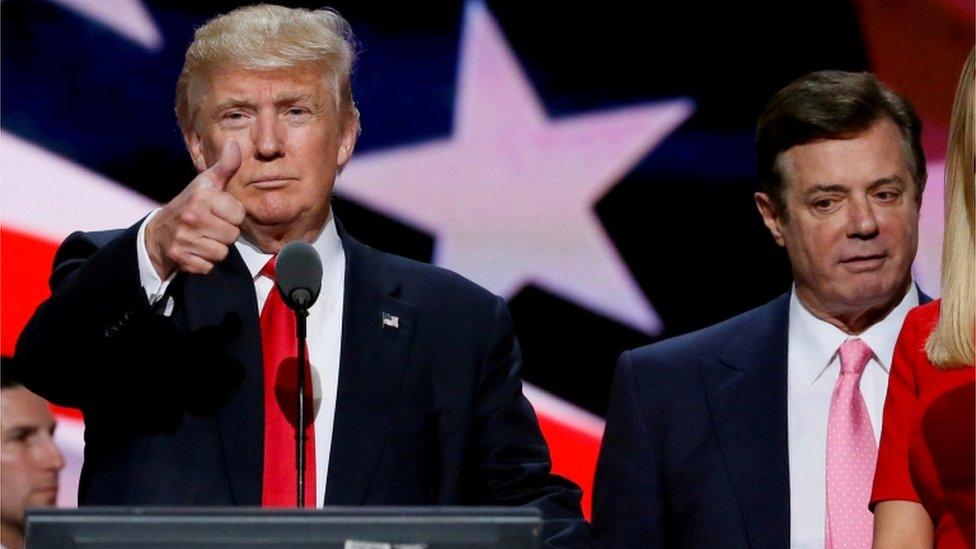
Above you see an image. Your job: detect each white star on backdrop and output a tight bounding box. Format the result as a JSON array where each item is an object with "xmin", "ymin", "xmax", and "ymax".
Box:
[
  {"xmin": 46, "ymin": 0, "xmax": 162, "ymax": 51},
  {"xmin": 338, "ymin": 2, "xmax": 694, "ymax": 334}
]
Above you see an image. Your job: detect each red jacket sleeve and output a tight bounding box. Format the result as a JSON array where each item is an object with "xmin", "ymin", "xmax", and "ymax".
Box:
[{"xmin": 870, "ymin": 307, "xmax": 925, "ymax": 507}]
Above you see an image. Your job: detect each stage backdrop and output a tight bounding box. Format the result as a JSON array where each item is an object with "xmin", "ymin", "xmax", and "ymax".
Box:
[{"xmin": 1, "ymin": 0, "xmax": 971, "ymax": 517}]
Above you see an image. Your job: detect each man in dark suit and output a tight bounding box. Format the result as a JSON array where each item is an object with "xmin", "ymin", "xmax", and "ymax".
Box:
[
  {"xmin": 13, "ymin": 5, "xmax": 589, "ymax": 546},
  {"xmin": 593, "ymin": 71, "xmax": 928, "ymax": 548}
]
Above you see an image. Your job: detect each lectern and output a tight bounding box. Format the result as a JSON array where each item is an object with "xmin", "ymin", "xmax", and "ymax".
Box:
[{"xmin": 25, "ymin": 507, "xmax": 542, "ymax": 548}]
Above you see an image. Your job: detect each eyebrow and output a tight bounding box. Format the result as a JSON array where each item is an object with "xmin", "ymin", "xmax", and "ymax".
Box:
[
  {"xmin": 867, "ymin": 176, "xmax": 906, "ymax": 189},
  {"xmin": 804, "ymin": 176, "xmax": 906, "ymax": 197},
  {"xmin": 274, "ymin": 92, "xmax": 316, "ymax": 106},
  {"xmin": 211, "ymin": 99, "xmax": 252, "ymax": 113},
  {"xmin": 212, "ymin": 93, "xmax": 318, "ymax": 112},
  {"xmin": 805, "ymin": 184, "xmax": 847, "ymax": 195}
]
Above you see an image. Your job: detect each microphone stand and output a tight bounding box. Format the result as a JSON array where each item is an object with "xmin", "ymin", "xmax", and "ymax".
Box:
[{"xmin": 295, "ymin": 305, "xmax": 309, "ymax": 508}]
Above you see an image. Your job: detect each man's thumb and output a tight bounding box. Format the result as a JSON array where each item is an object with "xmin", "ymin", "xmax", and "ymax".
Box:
[{"xmin": 207, "ymin": 141, "xmax": 242, "ymax": 191}]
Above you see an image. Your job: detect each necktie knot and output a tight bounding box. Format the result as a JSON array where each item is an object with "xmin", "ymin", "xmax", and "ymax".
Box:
[
  {"xmin": 260, "ymin": 255, "xmax": 277, "ymax": 280},
  {"xmin": 838, "ymin": 338, "xmax": 872, "ymax": 376}
]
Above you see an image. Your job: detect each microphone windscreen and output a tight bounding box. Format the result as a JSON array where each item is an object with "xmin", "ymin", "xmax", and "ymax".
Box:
[{"xmin": 276, "ymin": 241, "xmax": 323, "ymax": 310}]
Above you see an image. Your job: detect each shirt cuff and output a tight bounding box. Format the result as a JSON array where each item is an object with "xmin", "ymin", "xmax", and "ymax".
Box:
[{"xmin": 136, "ymin": 208, "xmax": 175, "ymax": 305}]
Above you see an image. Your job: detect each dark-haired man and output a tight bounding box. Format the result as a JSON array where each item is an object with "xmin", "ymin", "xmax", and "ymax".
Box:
[
  {"xmin": 593, "ymin": 71, "xmax": 928, "ymax": 548},
  {"xmin": 1, "ymin": 357, "xmax": 64, "ymax": 549}
]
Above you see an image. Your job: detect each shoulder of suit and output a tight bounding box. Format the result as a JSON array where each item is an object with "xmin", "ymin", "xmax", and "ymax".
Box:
[
  {"xmin": 62, "ymin": 227, "xmax": 128, "ymax": 246},
  {"xmin": 625, "ymin": 292, "xmax": 790, "ymax": 369},
  {"xmin": 363, "ymin": 244, "xmax": 502, "ymax": 305},
  {"xmin": 54, "ymin": 226, "xmax": 134, "ymax": 265}
]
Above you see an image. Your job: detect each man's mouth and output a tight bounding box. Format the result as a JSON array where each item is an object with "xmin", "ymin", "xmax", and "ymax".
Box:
[
  {"xmin": 32, "ymin": 483, "xmax": 59, "ymax": 499},
  {"xmin": 839, "ymin": 254, "xmax": 887, "ymax": 271},
  {"xmin": 249, "ymin": 176, "xmax": 297, "ymax": 189}
]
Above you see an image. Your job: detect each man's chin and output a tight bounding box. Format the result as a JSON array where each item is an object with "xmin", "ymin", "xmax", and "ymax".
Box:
[
  {"xmin": 244, "ymin": 209, "xmax": 303, "ymax": 232},
  {"xmin": 838, "ymin": 277, "xmax": 908, "ymax": 310},
  {"xmin": 28, "ymin": 492, "xmax": 58, "ymax": 507}
]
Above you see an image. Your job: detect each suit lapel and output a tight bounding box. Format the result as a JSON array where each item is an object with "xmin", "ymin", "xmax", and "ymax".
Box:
[
  {"xmin": 183, "ymin": 248, "xmax": 264, "ymax": 505},
  {"xmin": 702, "ymin": 293, "xmax": 791, "ymax": 548},
  {"xmin": 325, "ymin": 226, "xmax": 416, "ymax": 505}
]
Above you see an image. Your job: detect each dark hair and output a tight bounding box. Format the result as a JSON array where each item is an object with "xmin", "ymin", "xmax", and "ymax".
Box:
[
  {"xmin": 756, "ymin": 70, "xmax": 926, "ymax": 214},
  {"xmin": 1, "ymin": 355, "xmax": 20, "ymax": 389}
]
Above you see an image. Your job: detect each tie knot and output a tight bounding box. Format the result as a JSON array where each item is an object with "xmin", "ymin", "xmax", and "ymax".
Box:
[
  {"xmin": 260, "ymin": 255, "xmax": 277, "ymax": 280},
  {"xmin": 838, "ymin": 338, "xmax": 873, "ymax": 375}
]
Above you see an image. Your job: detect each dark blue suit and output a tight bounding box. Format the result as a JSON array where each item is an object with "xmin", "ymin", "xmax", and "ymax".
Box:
[
  {"xmin": 592, "ymin": 290, "xmax": 929, "ymax": 548},
  {"xmin": 14, "ymin": 219, "xmax": 591, "ymax": 547},
  {"xmin": 592, "ymin": 294, "xmax": 792, "ymax": 548}
]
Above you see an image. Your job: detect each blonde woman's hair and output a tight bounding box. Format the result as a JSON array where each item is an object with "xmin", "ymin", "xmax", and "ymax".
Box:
[
  {"xmin": 175, "ymin": 4, "xmax": 359, "ymax": 132},
  {"xmin": 926, "ymin": 46, "xmax": 975, "ymax": 368}
]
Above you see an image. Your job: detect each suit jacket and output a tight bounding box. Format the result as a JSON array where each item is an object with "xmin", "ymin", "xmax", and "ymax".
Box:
[
  {"xmin": 591, "ymin": 290, "xmax": 929, "ymax": 548},
  {"xmin": 14, "ymin": 219, "xmax": 591, "ymax": 547}
]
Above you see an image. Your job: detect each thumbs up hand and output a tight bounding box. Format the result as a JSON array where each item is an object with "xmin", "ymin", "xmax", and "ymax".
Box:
[{"xmin": 145, "ymin": 141, "xmax": 247, "ymax": 279}]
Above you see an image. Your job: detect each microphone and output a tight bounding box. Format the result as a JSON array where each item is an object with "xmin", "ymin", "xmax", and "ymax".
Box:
[
  {"xmin": 273, "ymin": 240, "xmax": 322, "ymax": 508},
  {"xmin": 275, "ymin": 241, "xmax": 322, "ymax": 311}
]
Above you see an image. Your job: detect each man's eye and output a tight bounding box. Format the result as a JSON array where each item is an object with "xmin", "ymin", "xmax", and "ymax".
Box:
[
  {"xmin": 813, "ymin": 199, "xmax": 834, "ymax": 210},
  {"xmin": 286, "ymin": 108, "xmax": 309, "ymax": 116},
  {"xmin": 5, "ymin": 428, "xmax": 31, "ymax": 443},
  {"xmin": 875, "ymin": 190, "xmax": 899, "ymax": 201},
  {"xmin": 224, "ymin": 112, "xmax": 246, "ymax": 120}
]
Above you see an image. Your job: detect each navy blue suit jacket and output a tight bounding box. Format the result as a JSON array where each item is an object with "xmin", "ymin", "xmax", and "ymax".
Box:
[
  {"xmin": 592, "ymin": 290, "xmax": 930, "ymax": 548},
  {"xmin": 14, "ymin": 219, "xmax": 591, "ymax": 547},
  {"xmin": 593, "ymin": 294, "xmax": 793, "ymax": 548}
]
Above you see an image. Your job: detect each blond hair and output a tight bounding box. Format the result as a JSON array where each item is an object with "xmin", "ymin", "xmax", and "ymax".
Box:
[
  {"xmin": 926, "ymin": 47, "xmax": 975, "ymax": 368},
  {"xmin": 175, "ymin": 4, "xmax": 359, "ymax": 132}
]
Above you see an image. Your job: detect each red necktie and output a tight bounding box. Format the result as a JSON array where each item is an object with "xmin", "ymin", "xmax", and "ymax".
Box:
[{"xmin": 260, "ymin": 256, "xmax": 316, "ymax": 507}]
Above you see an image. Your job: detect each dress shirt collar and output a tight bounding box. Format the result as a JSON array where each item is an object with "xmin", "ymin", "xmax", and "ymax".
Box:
[
  {"xmin": 235, "ymin": 211, "xmax": 344, "ymax": 306},
  {"xmin": 788, "ymin": 283, "xmax": 919, "ymax": 388}
]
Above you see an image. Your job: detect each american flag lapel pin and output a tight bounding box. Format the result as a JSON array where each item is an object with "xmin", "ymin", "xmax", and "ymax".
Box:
[{"xmin": 382, "ymin": 312, "xmax": 400, "ymax": 329}]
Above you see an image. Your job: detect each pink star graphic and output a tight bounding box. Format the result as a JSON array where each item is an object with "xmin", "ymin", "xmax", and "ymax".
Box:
[{"xmin": 338, "ymin": 2, "xmax": 694, "ymax": 333}]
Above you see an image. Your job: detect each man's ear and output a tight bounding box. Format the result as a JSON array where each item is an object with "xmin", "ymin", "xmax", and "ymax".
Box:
[
  {"xmin": 184, "ymin": 128, "xmax": 208, "ymax": 173},
  {"xmin": 335, "ymin": 113, "xmax": 359, "ymax": 170},
  {"xmin": 755, "ymin": 192, "xmax": 786, "ymax": 247}
]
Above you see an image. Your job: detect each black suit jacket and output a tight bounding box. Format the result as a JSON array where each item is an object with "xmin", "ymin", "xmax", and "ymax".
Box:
[
  {"xmin": 14, "ymin": 219, "xmax": 591, "ymax": 547},
  {"xmin": 592, "ymin": 290, "xmax": 929, "ymax": 548}
]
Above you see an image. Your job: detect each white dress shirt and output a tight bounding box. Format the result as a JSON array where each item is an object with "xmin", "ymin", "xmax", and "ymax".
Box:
[
  {"xmin": 136, "ymin": 211, "xmax": 345, "ymax": 507},
  {"xmin": 787, "ymin": 284, "xmax": 918, "ymax": 548}
]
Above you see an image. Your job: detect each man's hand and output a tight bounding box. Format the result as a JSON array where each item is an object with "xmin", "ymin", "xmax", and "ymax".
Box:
[{"xmin": 145, "ymin": 141, "xmax": 246, "ymax": 279}]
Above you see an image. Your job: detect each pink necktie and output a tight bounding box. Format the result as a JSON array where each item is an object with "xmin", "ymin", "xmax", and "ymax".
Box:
[{"xmin": 825, "ymin": 338, "xmax": 876, "ymax": 549}]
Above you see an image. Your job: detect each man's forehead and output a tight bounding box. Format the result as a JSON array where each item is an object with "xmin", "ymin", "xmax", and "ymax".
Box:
[
  {"xmin": 203, "ymin": 66, "xmax": 331, "ymax": 99},
  {"xmin": 779, "ymin": 119, "xmax": 910, "ymax": 192},
  {"xmin": 1, "ymin": 388, "xmax": 54, "ymax": 428}
]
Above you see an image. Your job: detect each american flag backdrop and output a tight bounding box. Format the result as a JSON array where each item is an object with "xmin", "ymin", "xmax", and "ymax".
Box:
[{"xmin": 1, "ymin": 0, "xmax": 971, "ymax": 517}]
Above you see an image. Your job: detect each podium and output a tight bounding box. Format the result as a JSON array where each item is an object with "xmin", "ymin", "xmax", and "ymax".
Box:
[{"xmin": 25, "ymin": 507, "xmax": 542, "ymax": 548}]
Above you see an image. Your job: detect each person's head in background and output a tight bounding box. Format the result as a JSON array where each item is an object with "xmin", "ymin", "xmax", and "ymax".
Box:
[
  {"xmin": 927, "ymin": 46, "xmax": 975, "ymax": 369},
  {"xmin": 1, "ymin": 356, "xmax": 64, "ymax": 549}
]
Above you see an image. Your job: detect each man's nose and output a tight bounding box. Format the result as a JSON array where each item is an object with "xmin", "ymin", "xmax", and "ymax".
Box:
[
  {"xmin": 847, "ymin": 195, "xmax": 880, "ymax": 239},
  {"xmin": 251, "ymin": 110, "xmax": 285, "ymax": 159},
  {"xmin": 37, "ymin": 434, "xmax": 65, "ymax": 472}
]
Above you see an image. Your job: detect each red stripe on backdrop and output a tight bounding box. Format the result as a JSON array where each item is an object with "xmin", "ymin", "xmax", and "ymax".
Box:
[
  {"xmin": 1, "ymin": 227, "xmax": 85, "ymax": 424},
  {"xmin": 853, "ymin": 0, "xmax": 972, "ymax": 131},
  {"xmin": 51, "ymin": 405, "xmax": 84, "ymax": 420},
  {"xmin": 536, "ymin": 413, "xmax": 602, "ymax": 520},
  {"xmin": 1, "ymin": 226, "xmax": 58, "ymax": 355}
]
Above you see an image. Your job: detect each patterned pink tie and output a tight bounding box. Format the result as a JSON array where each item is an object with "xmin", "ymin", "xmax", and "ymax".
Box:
[{"xmin": 825, "ymin": 338, "xmax": 876, "ymax": 549}]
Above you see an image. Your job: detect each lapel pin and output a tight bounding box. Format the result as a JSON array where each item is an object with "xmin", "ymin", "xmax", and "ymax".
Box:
[{"xmin": 382, "ymin": 312, "xmax": 400, "ymax": 329}]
